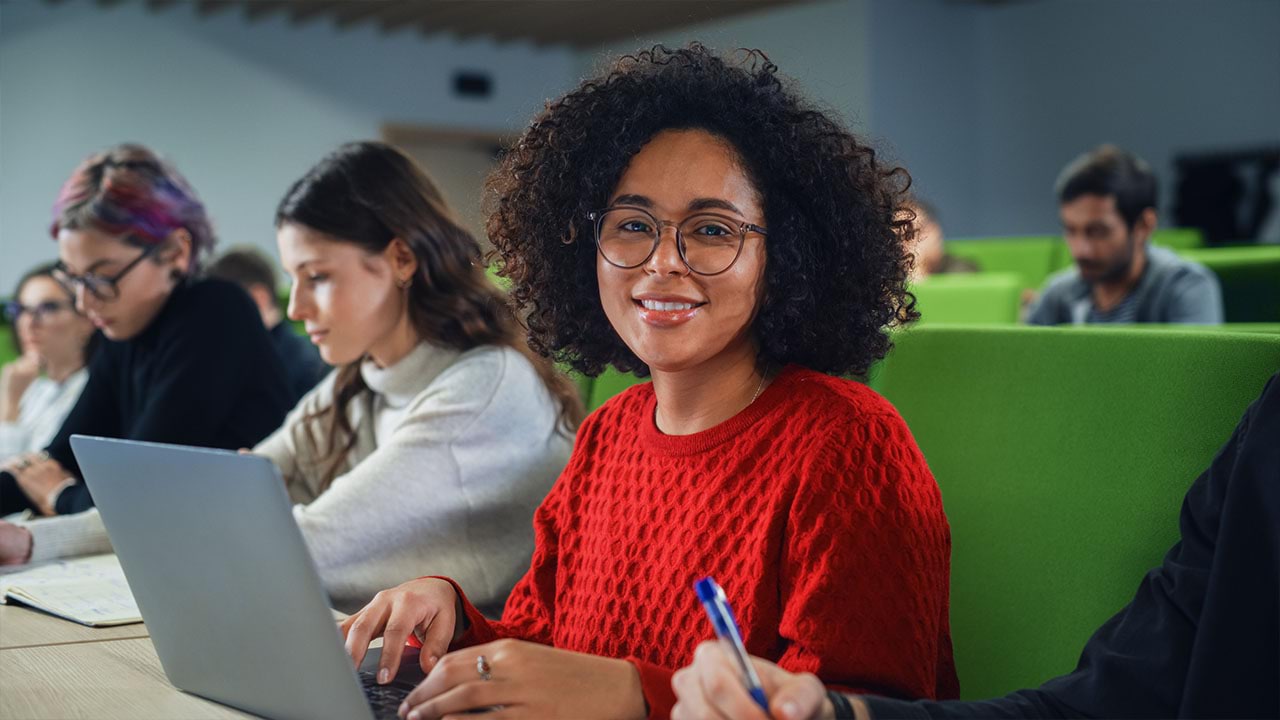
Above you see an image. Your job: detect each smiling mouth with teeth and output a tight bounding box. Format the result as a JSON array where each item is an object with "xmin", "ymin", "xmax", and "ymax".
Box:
[{"xmin": 639, "ymin": 299, "xmax": 703, "ymax": 311}]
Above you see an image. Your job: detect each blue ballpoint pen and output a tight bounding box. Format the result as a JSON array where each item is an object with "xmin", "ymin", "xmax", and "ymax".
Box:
[{"xmin": 695, "ymin": 577, "xmax": 770, "ymax": 712}]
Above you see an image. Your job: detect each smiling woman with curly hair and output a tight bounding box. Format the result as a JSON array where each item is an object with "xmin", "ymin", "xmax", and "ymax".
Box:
[{"xmin": 343, "ymin": 44, "xmax": 958, "ymax": 720}]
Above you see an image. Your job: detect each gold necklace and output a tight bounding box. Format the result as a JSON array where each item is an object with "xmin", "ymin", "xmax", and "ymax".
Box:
[{"xmin": 748, "ymin": 372, "xmax": 768, "ymax": 405}]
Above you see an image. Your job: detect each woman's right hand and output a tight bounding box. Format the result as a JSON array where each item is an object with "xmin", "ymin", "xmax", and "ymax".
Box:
[{"xmin": 339, "ymin": 577, "xmax": 463, "ymax": 684}]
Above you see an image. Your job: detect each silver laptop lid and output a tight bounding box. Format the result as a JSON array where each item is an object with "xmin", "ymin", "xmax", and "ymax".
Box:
[{"xmin": 71, "ymin": 435, "xmax": 376, "ymax": 720}]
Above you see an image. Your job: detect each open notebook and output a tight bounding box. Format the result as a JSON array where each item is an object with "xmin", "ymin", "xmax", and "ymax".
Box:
[{"xmin": 0, "ymin": 553, "xmax": 142, "ymax": 627}]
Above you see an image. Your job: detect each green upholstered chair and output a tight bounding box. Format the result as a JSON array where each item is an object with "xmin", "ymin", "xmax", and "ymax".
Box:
[
  {"xmin": 873, "ymin": 325, "xmax": 1280, "ymax": 699},
  {"xmin": 910, "ymin": 273, "xmax": 1022, "ymax": 325},
  {"xmin": 0, "ymin": 324, "xmax": 16, "ymax": 366},
  {"xmin": 587, "ymin": 366, "xmax": 646, "ymax": 412},
  {"xmin": 945, "ymin": 237, "xmax": 1060, "ymax": 292},
  {"xmin": 1151, "ymin": 227, "xmax": 1204, "ymax": 250},
  {"xmin": 1177, "ymin": 245, "xmax": 1280, "ymax": 322},
  {"xmin": 1084, "ymin": 322, "xmax": 1280, "ymax": 335}
]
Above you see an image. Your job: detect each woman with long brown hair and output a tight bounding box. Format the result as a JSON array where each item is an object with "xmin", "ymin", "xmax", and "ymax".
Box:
[{"xmin": 253, "ymin": 140, "xmax": 580, "ymax": 614}]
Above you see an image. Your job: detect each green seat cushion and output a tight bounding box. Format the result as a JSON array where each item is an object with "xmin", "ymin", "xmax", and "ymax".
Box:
[
  {"xmin": 1177, "ymin": 246, "xmax": 1280, "ymax": 322},
  {"xmin": 874, "ymin": 325, "xmax": 1280, "ymax": 698},
  {"xmin": 910, "ymin": 273, "xmax": 1022, "ymax": 325},
  {"xmin": 946, "ymin": 237, "xmax": 1060, "ymax": 291}
]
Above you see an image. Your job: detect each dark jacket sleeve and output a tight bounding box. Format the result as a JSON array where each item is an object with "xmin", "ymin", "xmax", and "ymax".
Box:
[
  {"xmin": 864, "ymin": 373, "xmax": 1279, "ymax": 720},
  {"xmin": 44, "ymin": 343, "xmax": 120, "ymax": 477}
]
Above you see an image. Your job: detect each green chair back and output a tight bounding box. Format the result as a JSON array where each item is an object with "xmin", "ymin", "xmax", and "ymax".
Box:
[
  {"xmin": 1177, "ymin": 245, "xmax": 1280, "ymax": 322},
  {"xmin": 945, "ymin": 237, "xmax": 1060, "ymax": 291},
  {"xmin": 910, "ymin": 273, "xmax": 1022, "ymax": 325},
  {"xmin": 587, "ymin": 367, "xmax": 646, "ymax": 412},
  {"xmin": 1151, "ymin": 227, "xmax": 1204, "ymax": 250},
  {"xmin": 874, "ymin": 325, "xmax": 1280, "ymax": 699},
  {"xmin": 1082, "ymin": 322, "xmax": 1280, "ymax": 335},
  {"xmin": 0, "ymin": 324, "xmax": 16, "ymax": 367}
]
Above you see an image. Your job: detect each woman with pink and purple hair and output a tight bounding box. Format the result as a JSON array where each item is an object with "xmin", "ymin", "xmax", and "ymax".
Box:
[{"xmin": 0, "ymin": 144, "xmax": 292, "ymax": 564}]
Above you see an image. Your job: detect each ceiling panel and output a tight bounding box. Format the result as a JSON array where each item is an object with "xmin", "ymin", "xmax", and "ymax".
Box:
[{"xmin": 78, "ymin": 0, "xmax": 815, "ymax": 47}]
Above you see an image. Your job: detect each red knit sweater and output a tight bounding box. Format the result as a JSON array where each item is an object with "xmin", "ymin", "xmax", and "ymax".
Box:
[{"xmin": 440, "ymin": 364, "xmax": 959, "ymax": 718}]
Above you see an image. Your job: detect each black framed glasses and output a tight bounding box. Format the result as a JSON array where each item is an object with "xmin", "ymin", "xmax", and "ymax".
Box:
[
  {"xmin": 588, "ymin": 206, "xmax": 768, "ymax": 276},
  {"xmin": 53, "ymin": 243, "xmax": 160, "ymax": 302},
  {"xmin": 3, "ymin": 300, "xmax": 74, "ymax": 324}
]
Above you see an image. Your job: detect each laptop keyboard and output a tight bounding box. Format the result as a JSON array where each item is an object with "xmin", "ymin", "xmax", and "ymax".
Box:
[{"xmin": 359, "ymin": 669, "xmax": 417, "ymax": 720}]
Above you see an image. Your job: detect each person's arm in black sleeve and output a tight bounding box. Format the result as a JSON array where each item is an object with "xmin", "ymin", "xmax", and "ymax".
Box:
[
  {"xmin": 39, "ymin": 346, "xmax": 122, "ymax": 514},
  {"xmin": 42, "ymin": 343, "xmax": 120, "ymax": 477},
  {"xmin": 861, "ymin": 375, "xmax": 1271, "ymax": 720}
]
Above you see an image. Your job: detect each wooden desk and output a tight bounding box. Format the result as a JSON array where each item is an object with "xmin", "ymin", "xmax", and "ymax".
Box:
[
  {"xmin": 0, "ymin": 603, "xmax": 149, "ymax": 650},
  {"xmin": 0, "ymin": 604, "xmax": 363, "ymax": 719},
  {"xmin": 0, "ymin": 637, "xmax": 257, "ymax": 719}
]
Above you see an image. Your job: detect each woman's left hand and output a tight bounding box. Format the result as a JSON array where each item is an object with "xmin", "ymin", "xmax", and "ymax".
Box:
[
  {"xmin": 13, "ymin": 456, "xmax": 73, "ymax": 516},
  {"xmin": 396, "ymin": 639, "xmax": 648, "ymax": 720}
]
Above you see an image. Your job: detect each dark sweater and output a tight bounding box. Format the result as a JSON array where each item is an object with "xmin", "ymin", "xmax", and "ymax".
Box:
[
  {"xmin": 35, "ymin": 279, "xmax": 292, "ymax": 515},
  {"xmin": 866, "ymin": 372, "xmax": 1280, "ymax": 719}
]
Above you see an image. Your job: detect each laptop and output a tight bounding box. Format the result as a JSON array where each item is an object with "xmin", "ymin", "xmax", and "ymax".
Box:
[{"xmin": 71, "ymin": 435, "xmax": 426, "ymax": 720}]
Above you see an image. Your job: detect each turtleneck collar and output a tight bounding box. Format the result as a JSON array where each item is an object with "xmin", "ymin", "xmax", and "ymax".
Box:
[{"xmin": 359, "ymin": 340, "xmax": 461, "ymax": 408}]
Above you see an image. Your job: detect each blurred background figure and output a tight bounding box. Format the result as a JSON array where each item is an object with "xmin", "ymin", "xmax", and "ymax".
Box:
[
  {"xmin": 907, "ymin": 199, "xmax": 980, "ymax": 282},
  {"xmin": 0, "ymin": 263, "xmax": 97, "ymax": 457},
  {"xmin": 207, "ymin": 247, "xmax": 328, "ymax": 404},
  {"xmin": 1028, "ymin": 146, "xmax": 1223, "ymax": 326}
]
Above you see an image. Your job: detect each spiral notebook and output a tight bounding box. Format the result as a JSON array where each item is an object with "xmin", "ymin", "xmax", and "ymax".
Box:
[{"xmin": 0, "ymin": 553, "xmax": 142, "ymax": 627}]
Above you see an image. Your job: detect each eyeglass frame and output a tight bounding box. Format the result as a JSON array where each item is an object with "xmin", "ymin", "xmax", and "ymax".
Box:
[
  {"xmin": 3, "ymin": 299, "xmax": 77, "ymax": 324},
  {"xmin": 587, "ymin": 205, "xmax": 768, "ymax": 277},
  {"xmin": 52, "ymin": 242, "xmax": 162, "ymax": 303}
]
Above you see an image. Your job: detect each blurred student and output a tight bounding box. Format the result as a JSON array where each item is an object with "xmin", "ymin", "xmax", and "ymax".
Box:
[
  {"xmin": 0, "ymin": 144, "xmax": 292, "ymax": 562},
  {"xmin": 672, "ymin": 370, "xmax": 1280, "ymax": 720},
  {"xmin": 207, "ymin": 246, "xmax": 328, "ymax": 403},
  {"xmin": 906, "ymin": 200, "xmax": 978, "ymax": 282},
  {"xmin": 1, "ymin": 263, "xmax": 97, "ymax": 457},
  {"xmin": 1027, "ymin": 146, "xmax": 1222, "ymax": 325},
  {"xmin": 252, "ymin": 141, "xmax": 578, "ymax": 613},
  {"xmin": 341, "ymin": 45, "xmax": 957, "ymax": 719}
]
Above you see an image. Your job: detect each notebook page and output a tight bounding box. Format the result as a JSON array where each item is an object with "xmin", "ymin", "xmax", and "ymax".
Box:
[{"xmin": 0, "ymin": 554, "xmax": 142, "ymax": 626}]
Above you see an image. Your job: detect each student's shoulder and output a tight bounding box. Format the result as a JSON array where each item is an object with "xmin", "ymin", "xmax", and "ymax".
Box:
[
  {"xmin": 186, "ymin": 276, "xmax": 255, "ymax": 306},
  {"xmin": 773, "ymin": 367, "xmax": 922, "ymax": 459},
  {"xmin": 1038, "ymin": 266, "xmax": 1087, "ymax": 301},
  {"xmin": 778, "ymin": 365, "xmax": 900, "ymax": 422},
  {"xmin": 178, "ymin": 277, "xmax": 261, "ymax": 327}
]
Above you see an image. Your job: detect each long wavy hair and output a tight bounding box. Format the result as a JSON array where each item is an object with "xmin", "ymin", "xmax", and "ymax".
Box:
[{"xmin": 276, "ymin": 141, "xmax": 583, "ymax": 488}]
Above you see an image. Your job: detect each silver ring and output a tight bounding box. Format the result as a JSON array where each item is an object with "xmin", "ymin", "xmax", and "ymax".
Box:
[{"xmin": 476, "ymin": 654, "xmax": 492, "ymax": 681}]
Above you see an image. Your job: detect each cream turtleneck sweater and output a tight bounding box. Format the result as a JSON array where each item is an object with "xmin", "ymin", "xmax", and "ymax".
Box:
[
  {"xmin": 254, "ymin": 341, "xmax": 572, "ymax": 615},
  {"xmin": 17, "ymin": 342, "xmax": 572, "ymax": 617}
]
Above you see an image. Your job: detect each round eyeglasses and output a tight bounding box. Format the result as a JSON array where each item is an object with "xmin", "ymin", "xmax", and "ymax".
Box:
[
  {"xmin": 52, "ymin": 243, "xmax": 160, "ymax": 303},
  {"xmin": 588, "ymin": 206, "xmax": 767, "ymax": 276},
  {"xmin": 3, "ymin": 300, "xmax": 74, "ymax": 324}
]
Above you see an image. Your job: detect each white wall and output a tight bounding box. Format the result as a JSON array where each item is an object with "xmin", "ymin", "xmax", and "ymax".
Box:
[
  {"xmin": 584, "ymin": 0, "xmax": 872, "ymax": 131},
  {"xmin": 867, "ymin": 0, "xmax": 1280, "ymax": 238},
  {"xmin": 869, "ymin": 0, "xmax": 982, "ymax": 235},
  {"xmin": 0, "ymin": 0, "xmax": 576, "ymax": 290}
]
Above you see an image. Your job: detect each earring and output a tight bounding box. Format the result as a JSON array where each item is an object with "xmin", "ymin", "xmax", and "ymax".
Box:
[{"xmin": 397, "ymin": 277, "xmax": 411, "ymax": 290}]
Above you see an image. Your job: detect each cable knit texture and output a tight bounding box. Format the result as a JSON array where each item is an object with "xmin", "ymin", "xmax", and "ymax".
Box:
[{"xmin": 435, "ymin": 364, "xmax": 959, "ymax": 719}]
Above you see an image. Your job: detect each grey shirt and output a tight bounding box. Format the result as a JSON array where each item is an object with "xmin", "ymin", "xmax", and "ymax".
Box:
[{"xmin": 1027, "ymin": 245, "xmax": 1223, "ymax": 325}]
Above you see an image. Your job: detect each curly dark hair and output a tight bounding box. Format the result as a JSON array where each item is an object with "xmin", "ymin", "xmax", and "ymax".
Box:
[{"xmin": 485, "ymin": 43, "xmax": 917, "ymax": 379}]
